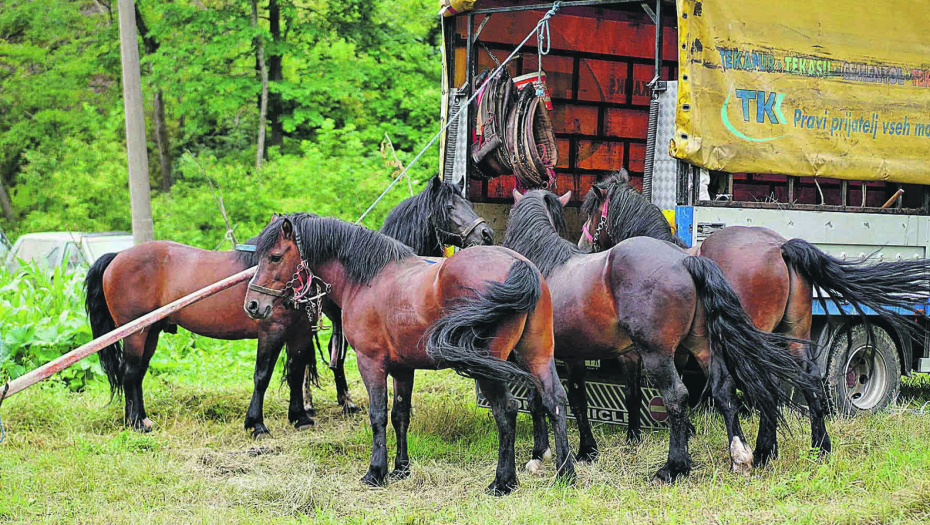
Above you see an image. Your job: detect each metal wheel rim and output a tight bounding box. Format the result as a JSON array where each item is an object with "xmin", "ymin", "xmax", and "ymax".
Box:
[{"xmin": 843, "ymin": 343, "xmax": 887, "ymax": 410}]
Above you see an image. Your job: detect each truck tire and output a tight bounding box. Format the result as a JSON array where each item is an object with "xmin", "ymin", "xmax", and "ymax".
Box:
[{"xmin": 826, "ymin": 324, "xmax": 900, "ymax": 416}]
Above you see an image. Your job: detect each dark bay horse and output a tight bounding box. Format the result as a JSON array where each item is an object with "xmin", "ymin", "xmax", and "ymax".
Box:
[
  {"xmin": 580, "ymin": 169, "xmax": 930, "ymax": 465},
  {"xmin": 313, "ymin": 176, "xmax": 494, "ymax": 398},
  {"xmin": 244, "ymin": 214, "xmax": 573, "ymax": 495},
  {"xmin": 84, "ymin": 177, "xmax": 492, "ymax": 437},
  {"xmin": 503, "ymin": 189, "xmax": 817, "ymax": 481}
]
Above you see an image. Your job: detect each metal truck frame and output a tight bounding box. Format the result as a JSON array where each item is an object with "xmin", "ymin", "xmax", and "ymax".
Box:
[{"xmin": 440, "ymin": 0, "xmax": 928, "ymax": 427}]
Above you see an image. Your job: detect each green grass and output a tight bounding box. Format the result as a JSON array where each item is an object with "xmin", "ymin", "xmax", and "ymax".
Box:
[{"xmin": 1, "ymin": 340, "xmax": 930, "ymax": 524}]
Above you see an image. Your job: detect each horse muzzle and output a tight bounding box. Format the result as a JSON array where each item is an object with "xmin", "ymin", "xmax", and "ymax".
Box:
[
  {"xmin": 244, "ymin": 299, "xmax": 273, "ymax": 320},
  {"xmin": 465, "ymin": 221, "xmax": 495, "ymax": 247}
]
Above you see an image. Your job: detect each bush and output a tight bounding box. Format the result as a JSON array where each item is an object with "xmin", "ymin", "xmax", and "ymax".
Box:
[{"xmin": 0, "ymin": 262, "xmax": 100, "ymax": 391}]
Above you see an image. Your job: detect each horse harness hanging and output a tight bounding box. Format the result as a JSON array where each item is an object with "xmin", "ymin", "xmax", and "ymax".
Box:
[
  {"xmin": 582, "ymin": 197, "xmax": 609, "ymax": 252},
  {"xmin": 247, "ymin": 215, "xmax": 331, "ymax": 329}
]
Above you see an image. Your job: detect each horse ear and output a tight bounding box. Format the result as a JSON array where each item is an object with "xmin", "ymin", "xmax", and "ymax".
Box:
[
  {"xmin": 513, "ymin": 189, "xmax": 524, "ymax": 202},
  {"xmin": 430, "ymin": 176, "xmax": 442, "ymax": 192},
  {"xmin": 271, "ymin": 212, "xmax": 279, "ymax": 221},
  {"xmin": 592, "ymin": 186, "xmax": 605, "ymax": 199},
  {"xmin": 619, "ymin": 168, "xmax": 631, "ymax": 183},
  {"xmin": 281, "ymin": 218, "xmax": 293, "ymax": 240},
  {"xmin": 558, "ymin": 191, "xmax": 572, "ymax": 207}
]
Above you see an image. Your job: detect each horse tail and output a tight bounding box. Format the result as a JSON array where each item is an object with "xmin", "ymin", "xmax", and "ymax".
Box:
[
  {"xmin": 84, "ymin": 252, "xmax": 123, "ymax": 398},
  {"xmin": 682, "ymin": 256, "xmax": 819, "ymax": 429},
  {"xmin": 424, "ymin": 259, "xmax": 539, "ymax": 386},
  {"xmin": 780, "ymin": 238, "xmax": 930, "ymax": 347}
]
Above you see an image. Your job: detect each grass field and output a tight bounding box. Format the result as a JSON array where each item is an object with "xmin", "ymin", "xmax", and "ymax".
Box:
[{"xmin": 2, "ymin": 336, "xmax": 930, "ymax": 524}]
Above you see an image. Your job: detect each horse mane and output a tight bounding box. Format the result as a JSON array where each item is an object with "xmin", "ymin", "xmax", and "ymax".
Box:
[
  {"xmin": 380, "ymin": 176, "xmax": 456, "ymax": 257},
  {"xmin": 236, "ymin": 213, "xmax": 322, "ymax": 267},
  {"xmin": 254, "ymin": 212, "xmax": 415, "ymax": 285},
  {"xmin": 582, "ymin": 169, "xmax": 687, "ymax": 248},
  {"xmin": 502, "ymin": 190, "xmax": 582, "ymax": 277}
]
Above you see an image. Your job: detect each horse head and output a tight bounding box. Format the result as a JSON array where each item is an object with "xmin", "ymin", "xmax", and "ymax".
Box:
[
  {"xmin": 428, "ymin": 177, "xmax": 495, "ymax": 248},
  {"xmin": 244, "ymin": 216, "xmax": 304, "ymax": 320}
]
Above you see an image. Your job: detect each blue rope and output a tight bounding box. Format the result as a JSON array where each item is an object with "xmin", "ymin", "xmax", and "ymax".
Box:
[{"xmin": 356, "ymin": 2, "xmax": 563, "ymax": 224}]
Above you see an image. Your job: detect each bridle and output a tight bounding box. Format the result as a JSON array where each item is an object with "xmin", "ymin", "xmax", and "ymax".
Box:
[
  {"xmin": 431, "ymin": 214, "xmax": 489, "ymax": 249},
  {"xmin": 582, "ymin": 197, "xmax": 609, "ymax": 252},
  {"xmin": 247, "ymin": 215, "xmax": 331, "ymax": 329}
]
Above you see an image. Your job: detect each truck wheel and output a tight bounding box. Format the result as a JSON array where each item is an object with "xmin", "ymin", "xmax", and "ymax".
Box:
[{"xmin": 826, "ymin": 324, "xmax": 900, "ymax": 416}]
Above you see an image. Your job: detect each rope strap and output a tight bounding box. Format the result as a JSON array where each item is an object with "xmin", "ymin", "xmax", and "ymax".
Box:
[{"xmin": 356, "ymin": 2, "xmax": 563, "ymax": 224}]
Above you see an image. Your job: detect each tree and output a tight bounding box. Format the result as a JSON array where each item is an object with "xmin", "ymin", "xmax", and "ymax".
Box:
[
  {"xmin": 251, "ymin": 0, "xmax": 269, "ymax": 168},
  {"xmin": 135, "ymin": 3, "xmax": 173, "ymax": 191}
]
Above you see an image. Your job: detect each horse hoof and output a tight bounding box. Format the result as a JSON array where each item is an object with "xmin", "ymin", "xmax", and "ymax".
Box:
[
  {"xmin": 342, "ymin": 403, "xmax": 361, "ymax": 416},
  {"xmin": 389, "ymin": 467, "xmax": 411, "ymax": 481},
  {"xmin": 655, "ymin": 464, "xmax": 689, "ymax": 484},
  {"xmin": 487, "ymin": 478, "xmax": 517, "ymax": 496},
  {"xmin": 730, "ymin": 437, "xmax": 753, "ymax": 473},
  {"xmin": 304, "ymin": 406, "xmax": 318, "ymax": 417},
  {"xmin": 626, "ymin": 431, "xmax": 643, "ymax": 445},
  {"xmin": 129, "ymin": 419, "xmax": 153, "ymax": 433},
  {"xmin": 576, "ymin": 447, "xmax": 599, "ymax": 463},
  {"xmin": 251, "ymin": 429, "xmax": 272, "ymax": 440},
  {"xmin": 361, "ymin": 471, "xmax": 386, "ymax": 487},
  {"xmin": 294, "ymin": 423, "xmax": 314, "ymax": 432},
  {"xmin": 525, "ymin": 459, "xmax": 545, "ymax": 476},
  {"xmin": 542, "ymin": 448, "xmax": 552, "ymax": 461}
]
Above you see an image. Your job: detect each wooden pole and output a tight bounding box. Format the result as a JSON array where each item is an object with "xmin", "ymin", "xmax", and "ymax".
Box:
[
  {"xmin": 1, "ymin": 267, "xmax": 257, "ymax": 400},
  {"xmin": 117, "ymin": 0, "xmax": 155, "ymax": 244}
]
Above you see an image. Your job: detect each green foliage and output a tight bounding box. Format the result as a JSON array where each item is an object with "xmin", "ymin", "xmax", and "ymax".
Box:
[
  {"xmin": 0, "ymin": 0, "xmax": 441, "ymax": 245},
  {"xmin": 0, "ymin": 263, "xmax": 99, "ymax": 390}
]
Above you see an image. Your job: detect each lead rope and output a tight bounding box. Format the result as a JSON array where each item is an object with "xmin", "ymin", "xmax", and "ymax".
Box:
[
  {"xmin": 536, "ymin": 4, "xmax": 554, "ymax": 96},
  {"xmin": 356, "ymin": 2, "xmax": 563, "ymax": 225}
]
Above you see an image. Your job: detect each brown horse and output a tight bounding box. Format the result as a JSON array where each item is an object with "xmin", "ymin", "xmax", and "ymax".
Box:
[
  {"xmin": 315, "ymin": 176, "xmax": 493, "ymax": 401},
  {"xmin": 503, "ymin": 189, "xmax": 817, "ymax": 481},
  {"xmin": 579, "ymin": 169, "xmax": 930, "ymax": 466},
  {"xmin": 244, "ymin": 214, "xmax": 573, "ymax": 495},
  {"xmin": 83, "ymin": 177, "xmax": 493, "ymax": 438}
]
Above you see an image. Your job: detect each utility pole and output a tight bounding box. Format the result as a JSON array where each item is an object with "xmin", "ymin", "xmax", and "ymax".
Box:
[{"xmin": 117, "ymin": 0, "xmax": 155, "ymax": 244}]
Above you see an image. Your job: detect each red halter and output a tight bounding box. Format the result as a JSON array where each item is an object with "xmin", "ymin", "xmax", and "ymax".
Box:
[{"xmin": 582, "ymin": 198, "xmax": 608, "ymax": 243}]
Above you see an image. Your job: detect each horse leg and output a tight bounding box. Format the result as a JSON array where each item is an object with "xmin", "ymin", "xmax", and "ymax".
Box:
[
  {"xmin": 357, "ymin": 355, "xmax": 389, "ymax": 487},
  {"xmin": 122, "ymin": 330, "xmax": 155, "ymax": 432},
  {"xmin": 329, "ymin": 317, "xmax": 360, "ymax": 415},
  {"xmin": 244, "ymin": 329, "xmax": 285, "ymax": 439},
  {"xmin": 687, "ymin": 339, "xmax": 751, "ymax": 472},
  {"xmin": 524, "ymin": 387, "xmax": 551, "ymax": 475},
  {"xmin": 303, "ymin": 367, "xmax": 316, "ymax": 417},
  {"xmin": 565, "ymin": 362, "xmax": 597, "ymax": 462},
  {"xmin": 643, "ymin": 352, "xmax": 692, "ymax": 483},
  {"xmin": 778, "ymin": 268, "xmax": 831, "ymax": 458},
  {"xmin": 476, "ymin": 378, "xmax": 520, "ymax": 496},
  {"xmin": 619, "ymin": 352, "xmax": 644, "ymax": 445},
  {"xmin": 710, "ymin": 359, "xmax": 753, "ymax": 472},
  {"xmin": 285, "ymin": 338, "xmax": 315, "ymax": 431},
  {"xmin": 389, "ymin": 368, "xmax": 415, "ymax": 480}
]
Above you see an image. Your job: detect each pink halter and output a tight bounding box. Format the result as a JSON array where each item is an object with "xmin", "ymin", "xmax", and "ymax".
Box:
[{"xmin": 582, "ymin": 198, "xmax": 609, "ymax": 242}]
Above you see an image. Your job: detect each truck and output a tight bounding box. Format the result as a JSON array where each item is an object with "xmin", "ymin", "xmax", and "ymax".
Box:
[{"xmin": 437, "ymin": 0, "xmax": 930, "ymax": 426}]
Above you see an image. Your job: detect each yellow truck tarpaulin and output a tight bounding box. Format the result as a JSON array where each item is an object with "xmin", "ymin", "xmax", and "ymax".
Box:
[{"xmin": 672, "ymin": 0, "xmax": 930, "ymax": 183}]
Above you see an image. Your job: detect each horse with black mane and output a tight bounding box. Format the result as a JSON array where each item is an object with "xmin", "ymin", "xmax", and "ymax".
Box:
[
  {"xmin": 244, "ymin": 213, "xmax": 572, "ymax": 495},
  {"xmin": 84, "ymin": 176, "xmax": 492, "ymax": 438},
  {"xmin": 503, "ymin": 188, "xmax": 818, "ymax": 480},
  {"xmin": 579, "ymin": 169, "xmax": 930, "ymax": 465}
]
